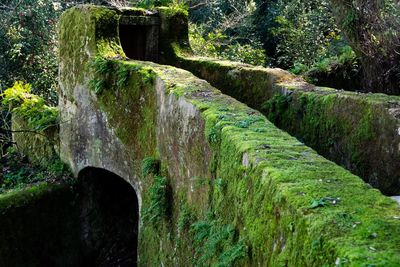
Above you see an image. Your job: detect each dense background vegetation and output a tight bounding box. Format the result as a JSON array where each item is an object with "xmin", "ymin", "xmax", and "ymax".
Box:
[{"xmin": 1, "ymin": 0, "xmax": 399, "ymax": 98}]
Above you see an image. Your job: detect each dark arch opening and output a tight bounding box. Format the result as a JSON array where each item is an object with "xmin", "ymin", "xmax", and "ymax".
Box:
[
  {"xmin": 118, "ymin": 16, "xmax": 159, "ymax": 62},
  {"xmin": 119, "ymin": 24, "xmax": 148, "ymax": 60},
  {"xmin": 78, "ymin": 167, "xmax": 139, "ymax": 267}
]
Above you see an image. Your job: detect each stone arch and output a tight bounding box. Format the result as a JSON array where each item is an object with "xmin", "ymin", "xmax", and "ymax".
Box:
[{"xmin": 77, "ymin": 167, "xmax": 139, "ymax": 267}]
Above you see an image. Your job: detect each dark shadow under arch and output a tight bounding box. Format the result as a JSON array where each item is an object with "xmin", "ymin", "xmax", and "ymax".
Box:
[
  {"xmin": 118, "ymin": 16, "xmax": 159, "ymax": 62},
  {"xmin": 78, "ymin": 167, "xmax": 139, "ymax": 267}
]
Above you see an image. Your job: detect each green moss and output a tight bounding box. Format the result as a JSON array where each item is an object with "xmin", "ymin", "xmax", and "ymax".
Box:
[
  {"xmin": 0, "ymin": 182, "xmax": 63, "ymax": 212},
  {"xmin": 59, "ymin": 5, "xmax": 125, "ymax": 101},
  {"xmin": 120, "ymin": 7, "xmax": 149, "ymax": 16},
  {"xmin": 6, "ymin": 62, "xmax": 65, "ymax": 164},
  {"xmin": 92, "ymin": 7, "xmax": 124, "ymax": 58},
  {"xmin": 59, "ymin": 6, "xmax": 94, "ymax": 100},
  {"xmin": 139, "ymin": 60, "xmax": 400, "ymax": 265},
  {"xmin": 11, "ymin": 114, "xmax": 58, "ymax": 166},
  {"xmin": 162, "ymin": 16, "xmax": 400, "ymax": 195},
  {"xmin": 172, "ymin": 45, "xmax": 400, "ymax": 195},
  {"xmin": 89, "ymin": 59, "xmax": 158, "ymax": 160},
  {"xmin": 157, "ymin": 6, "xmax": 191, "ymax": 64},
  {"xmin": 59, "ymin": 5, "xmax": 400, "ymax": 266},
  {"xmin": 262, "ymin": 89, "xmax": 400, "ymax": 194},
  {"xmin": 157, "ymin": 6, "xmax": 188, "ymax": 17},
  {"xmin": 0, "ymin": 180, "xmax": 82, "ymax": 266},
  {"xmin": 152, "ymin": 61, "xmax": 400, "ymax": 265}
]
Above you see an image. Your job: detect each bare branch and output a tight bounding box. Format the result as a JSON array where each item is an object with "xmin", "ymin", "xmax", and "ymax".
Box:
[{"xmin": 189, "ymin": 2, "xmax": 207, "ymax": 10}]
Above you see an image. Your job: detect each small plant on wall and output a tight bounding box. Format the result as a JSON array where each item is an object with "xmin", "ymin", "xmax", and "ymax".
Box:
[{"xmin": 141, "ymin": 157, "xmax": 171, "ymax": 226}]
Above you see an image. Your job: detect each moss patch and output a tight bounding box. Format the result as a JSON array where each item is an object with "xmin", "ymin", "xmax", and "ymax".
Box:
[
  {"xmin": 0, "ymin": 181, "xmax": 84, "ymax": 267},
  {"xmin": 169, "ymin": 41, "xmax": 400, "ymax": 195},
  {"xmin": 59, "ymin": 5, "xmax": 400, "ymax": 266},
  {"xmin": 262, "ymin": 87, "xmax": 400, "ymax": 195},
  {"xmin": 93, "ymin": 57, "xmax": 400, "ymax": 266},
  {"xmin": 58, "ymin": 5, "xmax": 124, "ymax": 101},
  {"xmin": 0, "ymin": 182, "xmax": 63, "ymax": 212}
]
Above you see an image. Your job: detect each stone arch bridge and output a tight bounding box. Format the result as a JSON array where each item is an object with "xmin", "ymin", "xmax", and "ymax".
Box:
[{"xmin": 54, "ymin": 4, "xmax": 400, "ymax": 266}]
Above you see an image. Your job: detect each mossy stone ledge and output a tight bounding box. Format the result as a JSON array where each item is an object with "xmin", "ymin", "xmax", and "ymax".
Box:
[
  {"xmin": 152, "ymin": 6, "xmax": 400, "ymax": 195},
  {"xmin": 57, "ymin": 5, "xmax": 400, "ymax": 266},
  {"xmin": 168, "ymin": 32, "xmax": 400, "ymax": 196}
]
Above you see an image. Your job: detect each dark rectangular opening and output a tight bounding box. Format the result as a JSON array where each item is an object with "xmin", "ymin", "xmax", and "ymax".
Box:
[
  {"xmin": 119, "ymin": 16, "xmax": 160, "ymax": 62},
  {"xmin": 119, "ymin": 25, "xmax": 148, "ymax": 60}
]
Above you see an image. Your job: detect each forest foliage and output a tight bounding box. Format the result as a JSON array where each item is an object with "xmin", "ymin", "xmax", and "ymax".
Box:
[{"xmin": 0, "ymin": 0, "xmax": 399, "ymax": 105}]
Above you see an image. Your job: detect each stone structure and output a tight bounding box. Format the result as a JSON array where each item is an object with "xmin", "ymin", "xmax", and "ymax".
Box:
[
  {"xmin": 55, "ymin": 5, "xmax": 400, "ymax": 266},
  {"xmin": 119, "ymin": 13, "xmax": 160, "ymax": 61},
  {"xmin": 172, "ymin": 55, "xmax": 400, "ymax": 195}
]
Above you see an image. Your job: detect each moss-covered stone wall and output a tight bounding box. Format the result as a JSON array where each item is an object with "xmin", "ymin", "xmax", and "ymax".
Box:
[
  {"xmin": 11, "ymin": 114, "xmax": 58, "ymax": 166},
  {"xmin": 58, "ymin": 5, "xmax": 400, "ymax": 266},
  {"xmin": 0, "ymin": 172, "xmax": 139, "ymax": 266},
  {"xmin": 111, "ymin": 59, "xmax": 400, "ymax": 267},
  {"xmin": 0, "ymin": 182, "xmax": 84, "ymax": 266},
  {"xmin": 166, "ymin": 23, "xmax": 400, "ymax": 196}
]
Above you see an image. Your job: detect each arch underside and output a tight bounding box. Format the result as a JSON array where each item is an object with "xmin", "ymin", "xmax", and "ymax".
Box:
[{"xmin": 78, "ymin": 167, "xmax": 139, "ymax": 267}]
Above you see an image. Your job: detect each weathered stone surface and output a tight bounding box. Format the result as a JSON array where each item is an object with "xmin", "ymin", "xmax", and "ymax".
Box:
[
  {"xmin": 58, "ymin": 5, "xmax": 400, "ymax": 266},
  {"xmin": 12, "ymin": 114, "xmax": 58, "ymax": 166},
  {"xmin": 58, "ymin": 5, "xmax": 211, "ymax": 220},
  {"xmin": 166, "ymin": 21, "xmax": 400, "ymax": 195}
]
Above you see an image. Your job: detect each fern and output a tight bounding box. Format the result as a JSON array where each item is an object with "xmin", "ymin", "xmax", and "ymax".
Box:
[
  {"xmin": 142, "ymin": 175, "xmax": 169, "ymax": 224},
  {"xmin": 190, "ymin": 219, "xmax": 247, "ymax": 266},
  {"xmin": 141, "ymin": 157, "xmax": 160, "ymax": 177}
]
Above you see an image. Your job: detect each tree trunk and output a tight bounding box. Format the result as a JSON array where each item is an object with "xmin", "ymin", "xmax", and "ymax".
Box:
[{"xmin": 329, "ymin": 0, "xmax": 400, "ymax": 94}]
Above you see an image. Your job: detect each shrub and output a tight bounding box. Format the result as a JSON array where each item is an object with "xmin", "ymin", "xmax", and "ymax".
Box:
[
  {"xmin": 189, "ymin": 23, "xmax": 266, "ymax": 66},
  {"xmin": 1, "ymin": 81, "xmax": 59, "ymax": 131},
  {"xmin": 270, "ymin": 0, "xmax": 347, "ymax": 68},
  {"xmin": 0, "ymin": 0, "xmax": 60, "ymax": 104}
]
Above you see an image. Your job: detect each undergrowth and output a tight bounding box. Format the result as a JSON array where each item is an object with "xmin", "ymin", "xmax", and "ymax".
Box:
[
  {"xmin": 0, "ymin": 147, "xmax": 73, "ymax": 194},
  {"xmin": 190, "ymin": 217, "xmax": 247, "ymax": 266},
  {"xmin": 141, "ymin": 157, "xmax": 170, "ymax": 225}
]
